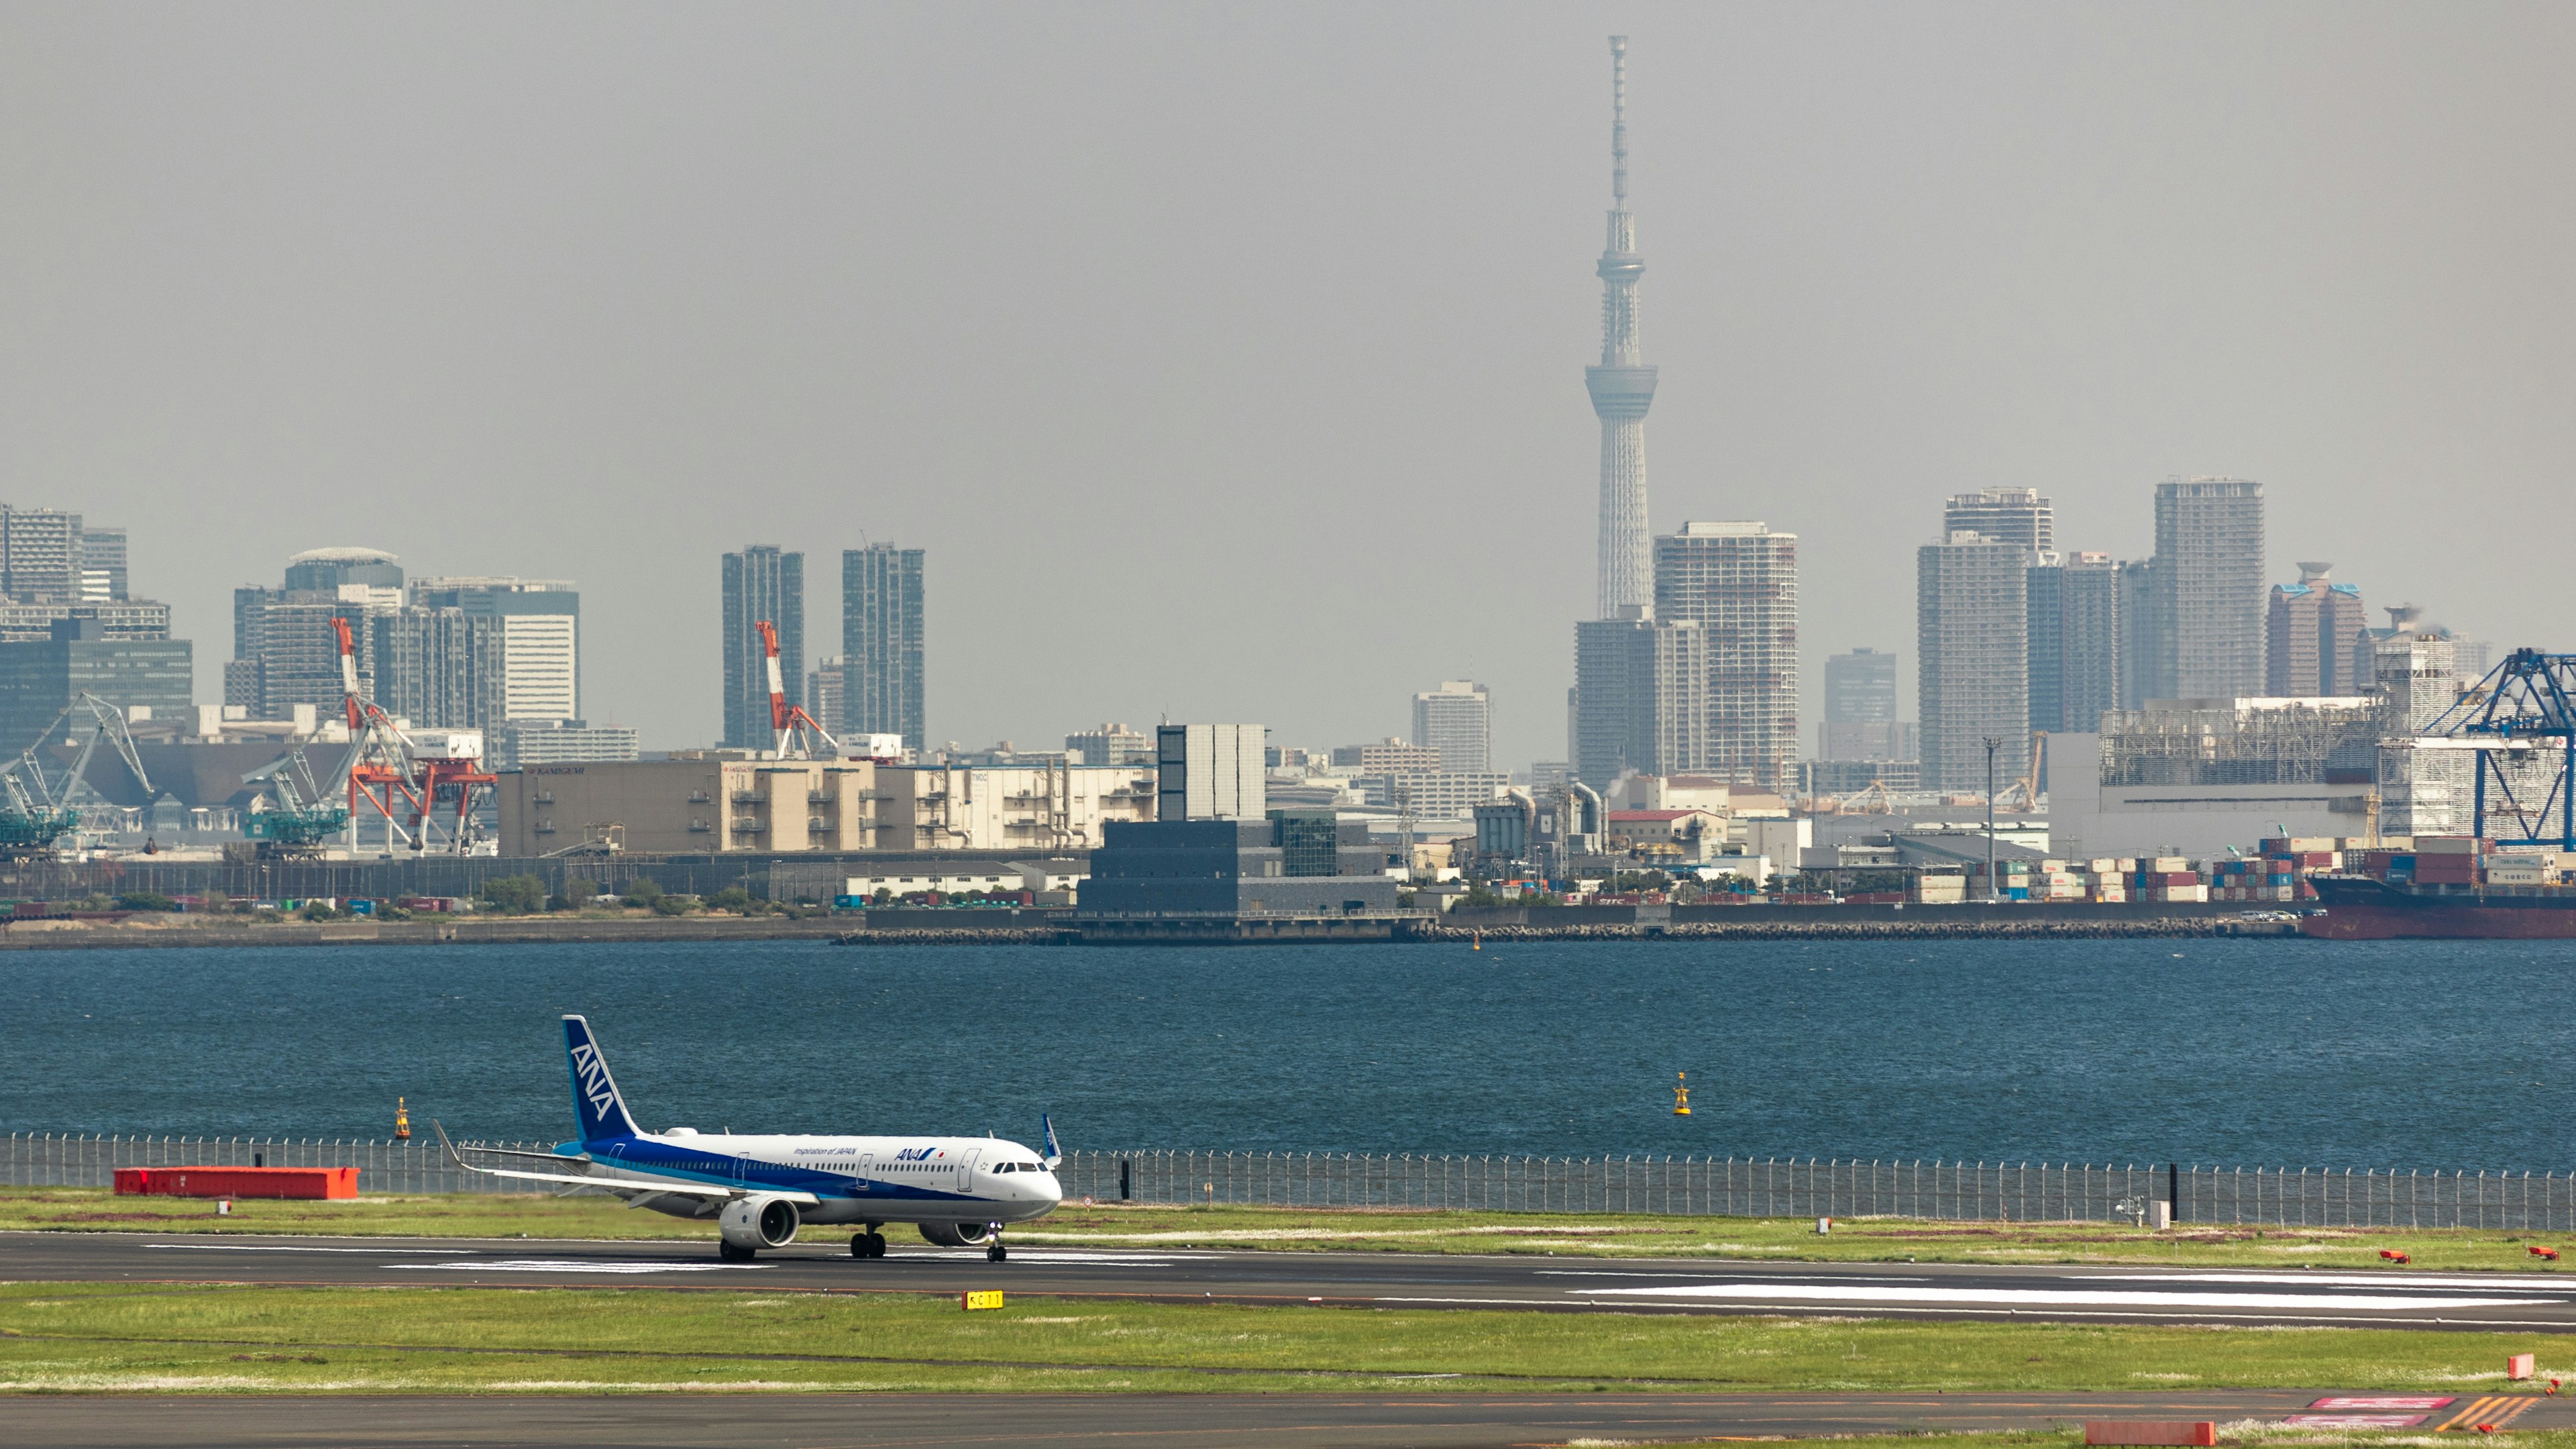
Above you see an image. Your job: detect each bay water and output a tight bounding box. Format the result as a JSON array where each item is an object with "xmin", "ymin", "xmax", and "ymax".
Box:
[{"xmin": 4, "ymin": 936, "xmax": 2567, "ymax": 1170}]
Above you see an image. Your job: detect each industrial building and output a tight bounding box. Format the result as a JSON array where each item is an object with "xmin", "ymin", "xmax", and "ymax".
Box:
[
  {"xmin": 720, "ymin": 545, "xmax": 803, "ymax": 751},
  {"xmin": 1077, "ymin": 816, "xmax": 1398, "ymax": 920},
  {"xmin": 1653, "ymin": 521, "xmax": 1799, "ymax": 793},
  {"xmin": 1411, "ymin": 680, "xmax": 1493, "ymax": 774},
  {"xmin": 2050, "ymin": 696, "xmax": 2380, "ymax": 860},
  {"xmin": 1574, "ymin": 607, "xmax": 1705, "ymax": 787},
  {"xmin": 2153, "ymin": 476, "xmax": 2267, "ymax": 699},
  {"xmin": 1917, "ymin": 531, "xmax": 2031, "ymax": 792},
  {"xmin": 1157, "ymin": 724, "xmax": 1265, "ymax": 821},
  {"xmin": 843, "ymin": 543, "xmax": 926, "ymax": 750},
  {"xmin": 495, "ymin": 755, "xmax": 1155, "ymax": 857}
]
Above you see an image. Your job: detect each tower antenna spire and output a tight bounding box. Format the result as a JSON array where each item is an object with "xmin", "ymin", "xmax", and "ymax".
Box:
[{"xmin": 1610, "ymin": 35, "xmax": 1628, "ymax": 208}]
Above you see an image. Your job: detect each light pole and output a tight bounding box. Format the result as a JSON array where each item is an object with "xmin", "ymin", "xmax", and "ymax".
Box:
[{"xmin": 1982, "ymin": 736, "xmax": 2002, "ymax": 904}]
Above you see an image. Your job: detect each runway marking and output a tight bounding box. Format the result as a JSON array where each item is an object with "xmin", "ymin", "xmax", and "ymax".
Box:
[
  {"xmin": 897, "ymin": 1250, "xmax": 1220, "ymax": 1265},
  {"xmin": 1577, "ymin": 1283, "xmax": 2553, "ymax": 1311},
  {"xmin": 144, "ymin": 1244, "xmax": 473, "ymax": 1255},
  {"xmin": 389, "ymin": 1259, "xmax": 769, "ymax": 1275},
  {"xmin": 2436, "ymin": 1395, "xmax": 2541, "ymax": 1432},
  {"xmin": 2079, "ymin": 1271, "xmax": 2576, "ymax": 1291},
  {"xmin": 2312, "ymin": 1396, "xmax": 2457, "ymax": 1409},
  {"xmin": 1538, "ymin": 1269, "xmax": 1935, "ymax": 1281},
  {"xmin": 2283, "ymin": 1413, "xmax": 2431, "ymax": 1428}
]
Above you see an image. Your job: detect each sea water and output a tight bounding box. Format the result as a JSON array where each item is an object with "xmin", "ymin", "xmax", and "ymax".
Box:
[{"xmin": 3, "ymin": 936, "xmax": 2568, "ymax": 1169}]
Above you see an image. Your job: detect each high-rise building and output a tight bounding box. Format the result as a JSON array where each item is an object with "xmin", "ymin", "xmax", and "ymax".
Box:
[
  {"xmin": 721, "ymin": 545, "xmax": 802, "ymax": 750},
  {"xmin": 1917, "ymin": 532, "xmax": 2030, "ymax": 793},
  {"xmin": 2027, "ymin": 551, "xmax": 2120, "ymax": 732},
  {"xmin": 372, "ymin": 606, "xmax": 504, "ymax": 730},
  {"xmin": 807, "ymin": 658, "xmax": 850, "ymax": 737},
  {"xmin": 2116, "ymin": 557, "xmax": 2162, "ymax": 708},
  {"xmin": 1652, "ymin": 521, "xmax": 1798, "ymax": 792},
  {"xmin": 2153, "ymin": 476, "xmax": 2267, "ymax": 699},
  {"xmin": 0, "ymin": 616, "xmax": 191, "ymax": 750},
  {"xmin": 78, "ymin": 525, "xmax": 126, "ymax": 600},
  {"xmin": 1410, "ymin": 680, "xmax": 1493, "ymax": 775},
  {"xmin": 282, "ymin": 547, "xmax": 405, "ymax": 604},
  {"xmin": 0, "ymin": 505, "xmax": 84, "ymax": 601},
  {"xmin": 1585, "ymin": 36, "xmax": 1657, "ymax": 618},
  {"xmin": 1573, "ymin": 606, "xmax": 1706, "ymax": 788},
  {"xmin": 411, "ymin": 577, "xmax": 582, "ymax": 722},
  {"xmin": 1156, "ymin": 724, "xmax": 1265, "ymax": 820},
  {"xmin": 1942, "ymin": 488, "xmax": 2053, "ymax": 552},
  {"xmin": 234, "ymin": 599, "xmax": 378, "ymax": 715},
  {"xmin": 1820, "ymin": 648, "xmax": 1909, "ymax": 761},
  {"xmin": 2266, "ymin": 562, "xmax": 2368, "ymax": 697},
  {"xmin": 843, "ymin": 543, "xmax": 926, "ymax": 751}
]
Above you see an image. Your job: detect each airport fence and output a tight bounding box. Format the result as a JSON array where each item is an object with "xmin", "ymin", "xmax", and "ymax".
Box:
[{"xmin": 11, "ymin": 1132, "xmax": 2576, "ymax": 1230}]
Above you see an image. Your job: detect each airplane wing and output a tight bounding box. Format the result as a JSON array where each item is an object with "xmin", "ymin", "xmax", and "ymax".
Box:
[{"xmin": 433, "ymin": 1121, "xmax": 817, "ymax": 1205}]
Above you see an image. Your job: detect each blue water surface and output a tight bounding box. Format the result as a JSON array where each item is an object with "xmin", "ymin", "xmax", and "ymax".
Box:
[{"xmin": 1, "ymin": 936, "xmax": 2565, "ymax": 1169}]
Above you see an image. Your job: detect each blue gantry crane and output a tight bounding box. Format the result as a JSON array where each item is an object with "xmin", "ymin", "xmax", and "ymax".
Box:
[
  {"xmin": 2422, "ymin": 648, "xmax": 2576, "ymax": 849},
  {"xmin": 0, "ymin": 694, "xmax": 152, "ymax": 857}
]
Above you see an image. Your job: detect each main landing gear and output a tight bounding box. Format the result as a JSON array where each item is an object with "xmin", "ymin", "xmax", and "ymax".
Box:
[
  {"xmin": 719, "ymin": 1242, "xmax": 755, "ymax": 1263},
  {"xmin": 849, "ymin": 1224, "xmax": 888, "ymax": 1258}
]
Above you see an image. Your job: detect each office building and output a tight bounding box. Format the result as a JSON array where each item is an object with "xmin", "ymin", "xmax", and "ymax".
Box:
[
  {"xmin": 2028, "ymin": 551, "xmax": 2120, "ymax": 733},
  {"xmin": 2153, "ymin": 476, "xmax": 2267, "ymax": 699},
  {"xmin": 1820, "ymin": 648, "xmax": 1910, "ymax": 759},
  {"xmin": 2116, "ymin": 557, "xmax": 2161, "ymax": 708},
  {"xmin": 372, "ymin": 606, "xmax": 502, "ymax": 730},
  {"xmin": 1375, "ymin": 771, "xmax": 1512, "ymax": 818},
  {"xmin": 0, "ymin": 598, "xmax": 171, "ymax": 644},
  {"xmin": 1411, "ymin": 680, "xmax": 1493, "ymax": 775},
  {"xmin": 843, "ymin": 543, "xmax": 926, "ymax": 751},
  {"xmin": 282, "ymin": 547, "xmax": 405, "ymax": 605},
  {"xmin": 1585, "ymin": 37, "xmax": 1658, "ymax": 618},
  {"xmin": 1941, "ymin": 487, "xmax": 2053, "ymax": 552},
  {"xmin": 78, "ymin": 526, "xmax": 126, "ymax": 600},
  {"xmin": 411, "ymin": 577, "xmax": 581, "ymax": 722},
  {"xmin": 1331, "ymin": 739, "xmax": 1442, "ymax": 773},
  {"xmin": 806, "ymin": 658, "xmax": 850, "ymax": 737},
  {"xmin": 1652, "ymin": 521, "xmax": 1798, "ymax": 792},
  {"xmin": 490, "ymin": 719, "xmax": 641, "ymax": 771},
  {"xmin": 0, "ymin": 617, "xmax": 193, "ymax": 750},
  {"xmin": 1917, "ymin": 532, "xmax": 2030, "ymax": 793},
  {"xmin": 0, "ymin": 505, "xmax": 85, "ymax": 600},
  {"xmin": 1574, "ymin": 607, "xmax": 1706, "ymax": 788},
  {"xmin": 1067, "ymin": 722, "xmax": 1155, "ymax": 768},
  {"xmin": 1157, "ymin": 724, "xmax": 1265, "ymax": 821},
  {"xmin": 2266, "ymin": 563, "xmax": 2368, "ymax": 697},
  {"xmin": 227, "ymin": 548, "xmax": 405, "ymax": 716},
  {"xmin": 720, "ymin": 545, "xmax": 802, "ymax": 750}
]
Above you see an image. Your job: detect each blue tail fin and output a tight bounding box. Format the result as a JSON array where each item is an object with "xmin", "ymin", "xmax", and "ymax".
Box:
[
  {"xmin": 1041, "ymin": 1113, "xmax": 1062, "ymax": 1169},
  {"xmin": 563, "ymin": 1014, "xmax": 641, "ymax": 1142}
]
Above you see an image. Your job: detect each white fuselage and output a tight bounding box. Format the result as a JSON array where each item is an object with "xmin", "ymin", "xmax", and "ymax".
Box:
[{"xmin": 568, "ymin": 1127, "xmax": 1063, "ymax": 1226}]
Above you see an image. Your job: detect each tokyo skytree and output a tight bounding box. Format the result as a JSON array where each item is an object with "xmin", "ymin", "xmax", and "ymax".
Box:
[{"xmin": 1585, "ymin": 35, "xmax": 1658, "ymax": 618}]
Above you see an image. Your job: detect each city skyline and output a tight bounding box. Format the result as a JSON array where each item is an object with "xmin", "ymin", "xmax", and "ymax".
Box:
[{"xmin": 3, "ymin": 7, "xmax": 2564, "ymax": 763}]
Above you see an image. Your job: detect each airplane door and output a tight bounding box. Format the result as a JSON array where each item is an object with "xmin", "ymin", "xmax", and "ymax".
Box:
[
  {"xmin": 857, "ymin": 1151, "xmax": 874, "ymax": 1193},
  {"xmin": 957, "ymin": 1149, "xmax": 980, "ymax": 1194}
]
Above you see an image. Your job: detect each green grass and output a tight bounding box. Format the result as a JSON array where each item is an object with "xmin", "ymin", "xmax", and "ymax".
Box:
[
  {"xmin": 10, "ymin": 1187, "xmax": 2576, "ymax": 1274},
  {"xmin": 1, "ymin": 1281, "xmax": 2573, "ymax": 1396}
]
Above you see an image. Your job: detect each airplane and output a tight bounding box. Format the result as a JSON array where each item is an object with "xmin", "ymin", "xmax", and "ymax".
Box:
[{"xmin": 437, "ymin": 1014, "xmax": 1063, "ymax": 1262}]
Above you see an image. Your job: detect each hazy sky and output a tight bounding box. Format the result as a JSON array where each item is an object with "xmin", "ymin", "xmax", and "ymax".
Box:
[{"xmin": 5, "ymin": 3, "xmax": 2571, "ymax": 765}]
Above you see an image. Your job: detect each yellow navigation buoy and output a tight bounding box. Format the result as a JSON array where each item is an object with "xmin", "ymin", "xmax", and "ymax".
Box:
[
  {"xmin": 1672, "ymin": 1072, "xmax": 1691, "ymax": 1116},
  {"xmin": 1472, "ymin": 928, "xmax": 1481, "ymax": 951},
  {"xmin": 394, "ymin": 1096, "xmax": 411, "ymax": 1140}
]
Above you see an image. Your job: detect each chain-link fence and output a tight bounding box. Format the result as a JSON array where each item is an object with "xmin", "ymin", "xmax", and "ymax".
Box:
[
  {"xmin": 11, "ymin": 1133, "xmax": 2575, "ymax": 1230},
  {"xmin": 1058, "ymin": 1150, "xmax": 2576, "ymax": 1230},
  {"xmin": 3, "ymin": 1133, "xmax": 553, "ymax": 1195}
]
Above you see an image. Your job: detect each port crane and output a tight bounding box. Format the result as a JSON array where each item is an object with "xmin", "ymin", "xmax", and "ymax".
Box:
[
  {"xmin": 0, "ymin": 694, "xmax": 152, "ymax": 858},
  {"xmin": 2422, "ymin": 649, "xmax": 2576, "ymax": 849},
  {"xmin": 759, "ymin": 620, "xmax": 839, "ymax": 759},
  {"xmin": 331, "ymin": 616, "xmax": 497, "ymax": 853},
  {"xmin": 239, "ymin": 745, "xmax": 352, "ymax": 855}
]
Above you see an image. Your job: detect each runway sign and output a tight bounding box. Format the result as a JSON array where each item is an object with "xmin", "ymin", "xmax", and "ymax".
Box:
[
  {"xmin": 2084, "ymin": 1421, "xmax": 2215, "ymax": 1446},
  {"xmin": 962, "ymin": 1289, "xmax": 1005, "ymax": 1311}
]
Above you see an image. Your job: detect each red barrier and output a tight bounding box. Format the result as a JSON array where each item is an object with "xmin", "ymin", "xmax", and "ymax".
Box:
[
  {"xmin": 113, "ymin": 1167, "xmax": 358, "ymax": 1200},
  {"xmin": 2381, "ymin": 1249, "xmax": 2411, "ymax": 1264},
  {"xmin": 2084, "ymin": 1422, "xmax": 2216, "ymax": 1446},
  {"xmin": 2532, "ymin": 1246, "xmax": 2561, "ymax": 1260}
]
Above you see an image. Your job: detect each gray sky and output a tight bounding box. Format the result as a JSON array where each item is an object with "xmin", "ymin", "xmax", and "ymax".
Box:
[{"xmin": 5, "ymin": 3, "xmax": 2571, "ymax": 765}]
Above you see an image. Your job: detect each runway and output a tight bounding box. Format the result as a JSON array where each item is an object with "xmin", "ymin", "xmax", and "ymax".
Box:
[
  {"xmin": 8, "ymin": 1389, "xmax": 2568, "ymax": 1448},
  {"xmin": 14, "ymin": 1229, "xmax": 2576, "ymax": 1328}
]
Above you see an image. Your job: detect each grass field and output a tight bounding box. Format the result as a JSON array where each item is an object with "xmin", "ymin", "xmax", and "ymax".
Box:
[
  {"xmin": 1, "ymin": 1279, "xmax": 2571, "ymax": 1397},
  {"xmin": 7, "ymin": 1186, "xmax": 2576, "ymax": 1273}
]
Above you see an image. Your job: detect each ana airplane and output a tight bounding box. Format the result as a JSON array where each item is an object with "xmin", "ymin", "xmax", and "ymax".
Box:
[{"xmin": 437, "ymin": 1014, "xmax": 1062, "ymax": 1261}]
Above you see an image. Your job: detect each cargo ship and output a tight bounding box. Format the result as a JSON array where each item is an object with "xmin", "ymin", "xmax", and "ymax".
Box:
[{"xmin": 2302, "ymin": 855, "xmax": 2576, "ymax": 940}]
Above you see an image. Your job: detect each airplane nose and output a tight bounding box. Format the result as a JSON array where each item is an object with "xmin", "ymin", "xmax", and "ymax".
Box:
[{"xmin": 1040, "ymin": 1173, "xmax": 1063, "ymax": 1203}]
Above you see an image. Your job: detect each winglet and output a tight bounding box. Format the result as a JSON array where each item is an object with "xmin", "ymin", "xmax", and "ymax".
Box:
[
  {"xmin": 1041, "ymin": 1113, "xmax": 1062, "ymax": 1171},
  {"xmin": 431, "ymin": 1119, "xmax": 473, "ymax": 1173}
]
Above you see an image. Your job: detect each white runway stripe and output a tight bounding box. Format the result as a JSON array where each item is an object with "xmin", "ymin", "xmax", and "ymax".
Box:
[
  {"xmin": 1580, "ymin": 1282, "xmax": 2553, "ymax": 1311},
  {"xmin": 391, "ymin": 1259, "xmax": 767, "ymax": 1274}
]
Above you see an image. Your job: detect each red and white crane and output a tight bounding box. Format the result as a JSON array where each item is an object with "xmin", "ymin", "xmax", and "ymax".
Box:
[
  {"xmin": 329, "ymin": 616, "xmax": 497, "ymax": 853},
  {"xmin": 759, "ymin": 620, "xmax": 839, "ymax": 760}
]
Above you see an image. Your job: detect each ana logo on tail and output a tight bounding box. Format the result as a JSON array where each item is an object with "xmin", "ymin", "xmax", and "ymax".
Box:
[{"xmin": 572, "ymin": 1042, "xmax": 618, "ymax": 1121}]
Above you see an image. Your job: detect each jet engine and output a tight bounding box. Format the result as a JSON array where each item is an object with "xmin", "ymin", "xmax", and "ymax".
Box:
[
  {"xmin": 917, "ymin": 1220, "xmax": 992, "ymax": 1247},
  {"xmin": 720, "ymin": 1195, "xmax": 802, "ymax": 1252}
]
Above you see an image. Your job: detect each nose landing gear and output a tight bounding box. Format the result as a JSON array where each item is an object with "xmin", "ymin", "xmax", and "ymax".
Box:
[{"xmin": 985, "ymin": 1222, "xmax": 1008, "ymax": 1263}]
